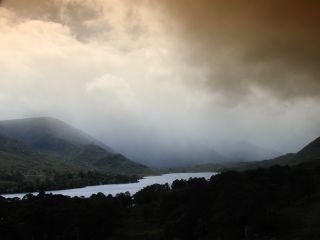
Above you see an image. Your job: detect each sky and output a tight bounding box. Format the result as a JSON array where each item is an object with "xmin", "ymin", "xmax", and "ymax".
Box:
[{"xmin": 0, "ymin": 0, "xmax": 319, "ymax": 167}]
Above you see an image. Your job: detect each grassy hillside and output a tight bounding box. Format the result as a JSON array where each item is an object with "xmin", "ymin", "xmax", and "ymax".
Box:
[
  {"xmin": 179, "ymin": 136, "xmax": 320, "ymax": 172},
  {"xmin": 234, "ymin": 137, "xmax": 320, "ymax": 170},
  {"xmin": 0, "ymin": 117, "xmax": 150, "ymax": 194},
  {"xmin": 0, "ymin": 134, "xmax": 73, "ymax": 172},
  {"xmin": 0, "ymin": 117, "xmax": 149, "ymax": 174}
]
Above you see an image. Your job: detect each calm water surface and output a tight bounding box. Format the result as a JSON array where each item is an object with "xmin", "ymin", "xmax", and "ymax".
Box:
[{"xmin": 2, "ymin": 172, "xmax": 216, "ymax": 199}]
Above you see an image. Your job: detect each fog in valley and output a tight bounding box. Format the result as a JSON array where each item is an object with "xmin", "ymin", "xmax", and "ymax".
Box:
[{"xmin": 1, "ymin": 0, "xmax": 320, "ymax": 167}]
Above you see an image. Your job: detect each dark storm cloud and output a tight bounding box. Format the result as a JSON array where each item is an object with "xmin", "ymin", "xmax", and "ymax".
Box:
[{"xmin": 158, "ymin": 0, "xmax": 320, "ymax": 99}]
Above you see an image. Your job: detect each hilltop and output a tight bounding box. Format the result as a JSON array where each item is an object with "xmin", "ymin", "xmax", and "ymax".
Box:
[{"xmin": 0, "ymin": 117, "xmax": 150, "ymax": 193}]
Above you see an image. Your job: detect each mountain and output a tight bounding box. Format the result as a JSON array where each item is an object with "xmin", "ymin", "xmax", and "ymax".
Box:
[
  {"xmin": 296, "ymin": 136, "xmax": 320, "ymax": 161},
  {"xmin": 0, "ymin": 117, "xmax": 113, "ymax": 152},
  {"xmin": 0, "ymin": 133, "xmax": 42, "ymax": 171},
  {"xmin": 180, "ymin": 136, "xmax": 320, "ymax": 172},
  {"xmin": 0, "ymin": 133, "xmax": 73, "ymax": 172},
  {"xmin": 0, "ymin": 117, "xmax": 149, "ymax": 175},
  {"xmin": 220, "ymin": 136, "xmax": 320, "ymax": 171},
  {"xmin": 243, "ymin": 136, "xmax": 320, "ymax": 169}
]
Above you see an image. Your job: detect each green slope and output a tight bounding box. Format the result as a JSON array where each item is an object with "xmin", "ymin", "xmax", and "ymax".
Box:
[
  {"xmin": 0, "ymin": 118, "xmax": 151, "ymax": 194},
  {"xmin": 242, "ymin": 136, "xmax": 320, "ymax": 169},
  {"xmin": 0, "ymin": 134, "xmax": 72, "ymax": 172},
  {"xmin": 178, "ymin": 136, "xmax": 320, "ymax": 172},
  {"xmin": 0, "ymin": 117, "xmax": 149, "ymax": 175}
]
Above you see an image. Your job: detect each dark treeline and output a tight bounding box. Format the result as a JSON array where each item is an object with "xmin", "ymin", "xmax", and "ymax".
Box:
[
  {"xmin": 1, "ymin": 162, "xmax": 320, "ymax": 239},
  {"xmin": 0, "ymin": 170, "xmax": 139, "ymax": 194}
]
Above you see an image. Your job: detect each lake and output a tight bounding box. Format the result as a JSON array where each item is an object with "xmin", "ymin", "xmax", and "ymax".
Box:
[{"xmin": 2, "ymin": 172, "xmax": 217, "ymax": 199}]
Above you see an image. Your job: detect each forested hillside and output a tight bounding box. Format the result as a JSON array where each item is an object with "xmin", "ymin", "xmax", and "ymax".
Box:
[{"xmin": 1, "ymin": 159, "xmax": 320, "ymax": 239}]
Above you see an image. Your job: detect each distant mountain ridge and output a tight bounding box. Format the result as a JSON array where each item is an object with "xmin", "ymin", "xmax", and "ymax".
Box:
[
  {"xmin": 0, "ymin": 117, "xmax": 149, "ymax": 175},
  {"xmin": 177, "ymin": 136, "xmax": 320, "ymax": 172},
  {"xmin": 243, "ymin": 136, "xmax": 320, "ymax": 169}
]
